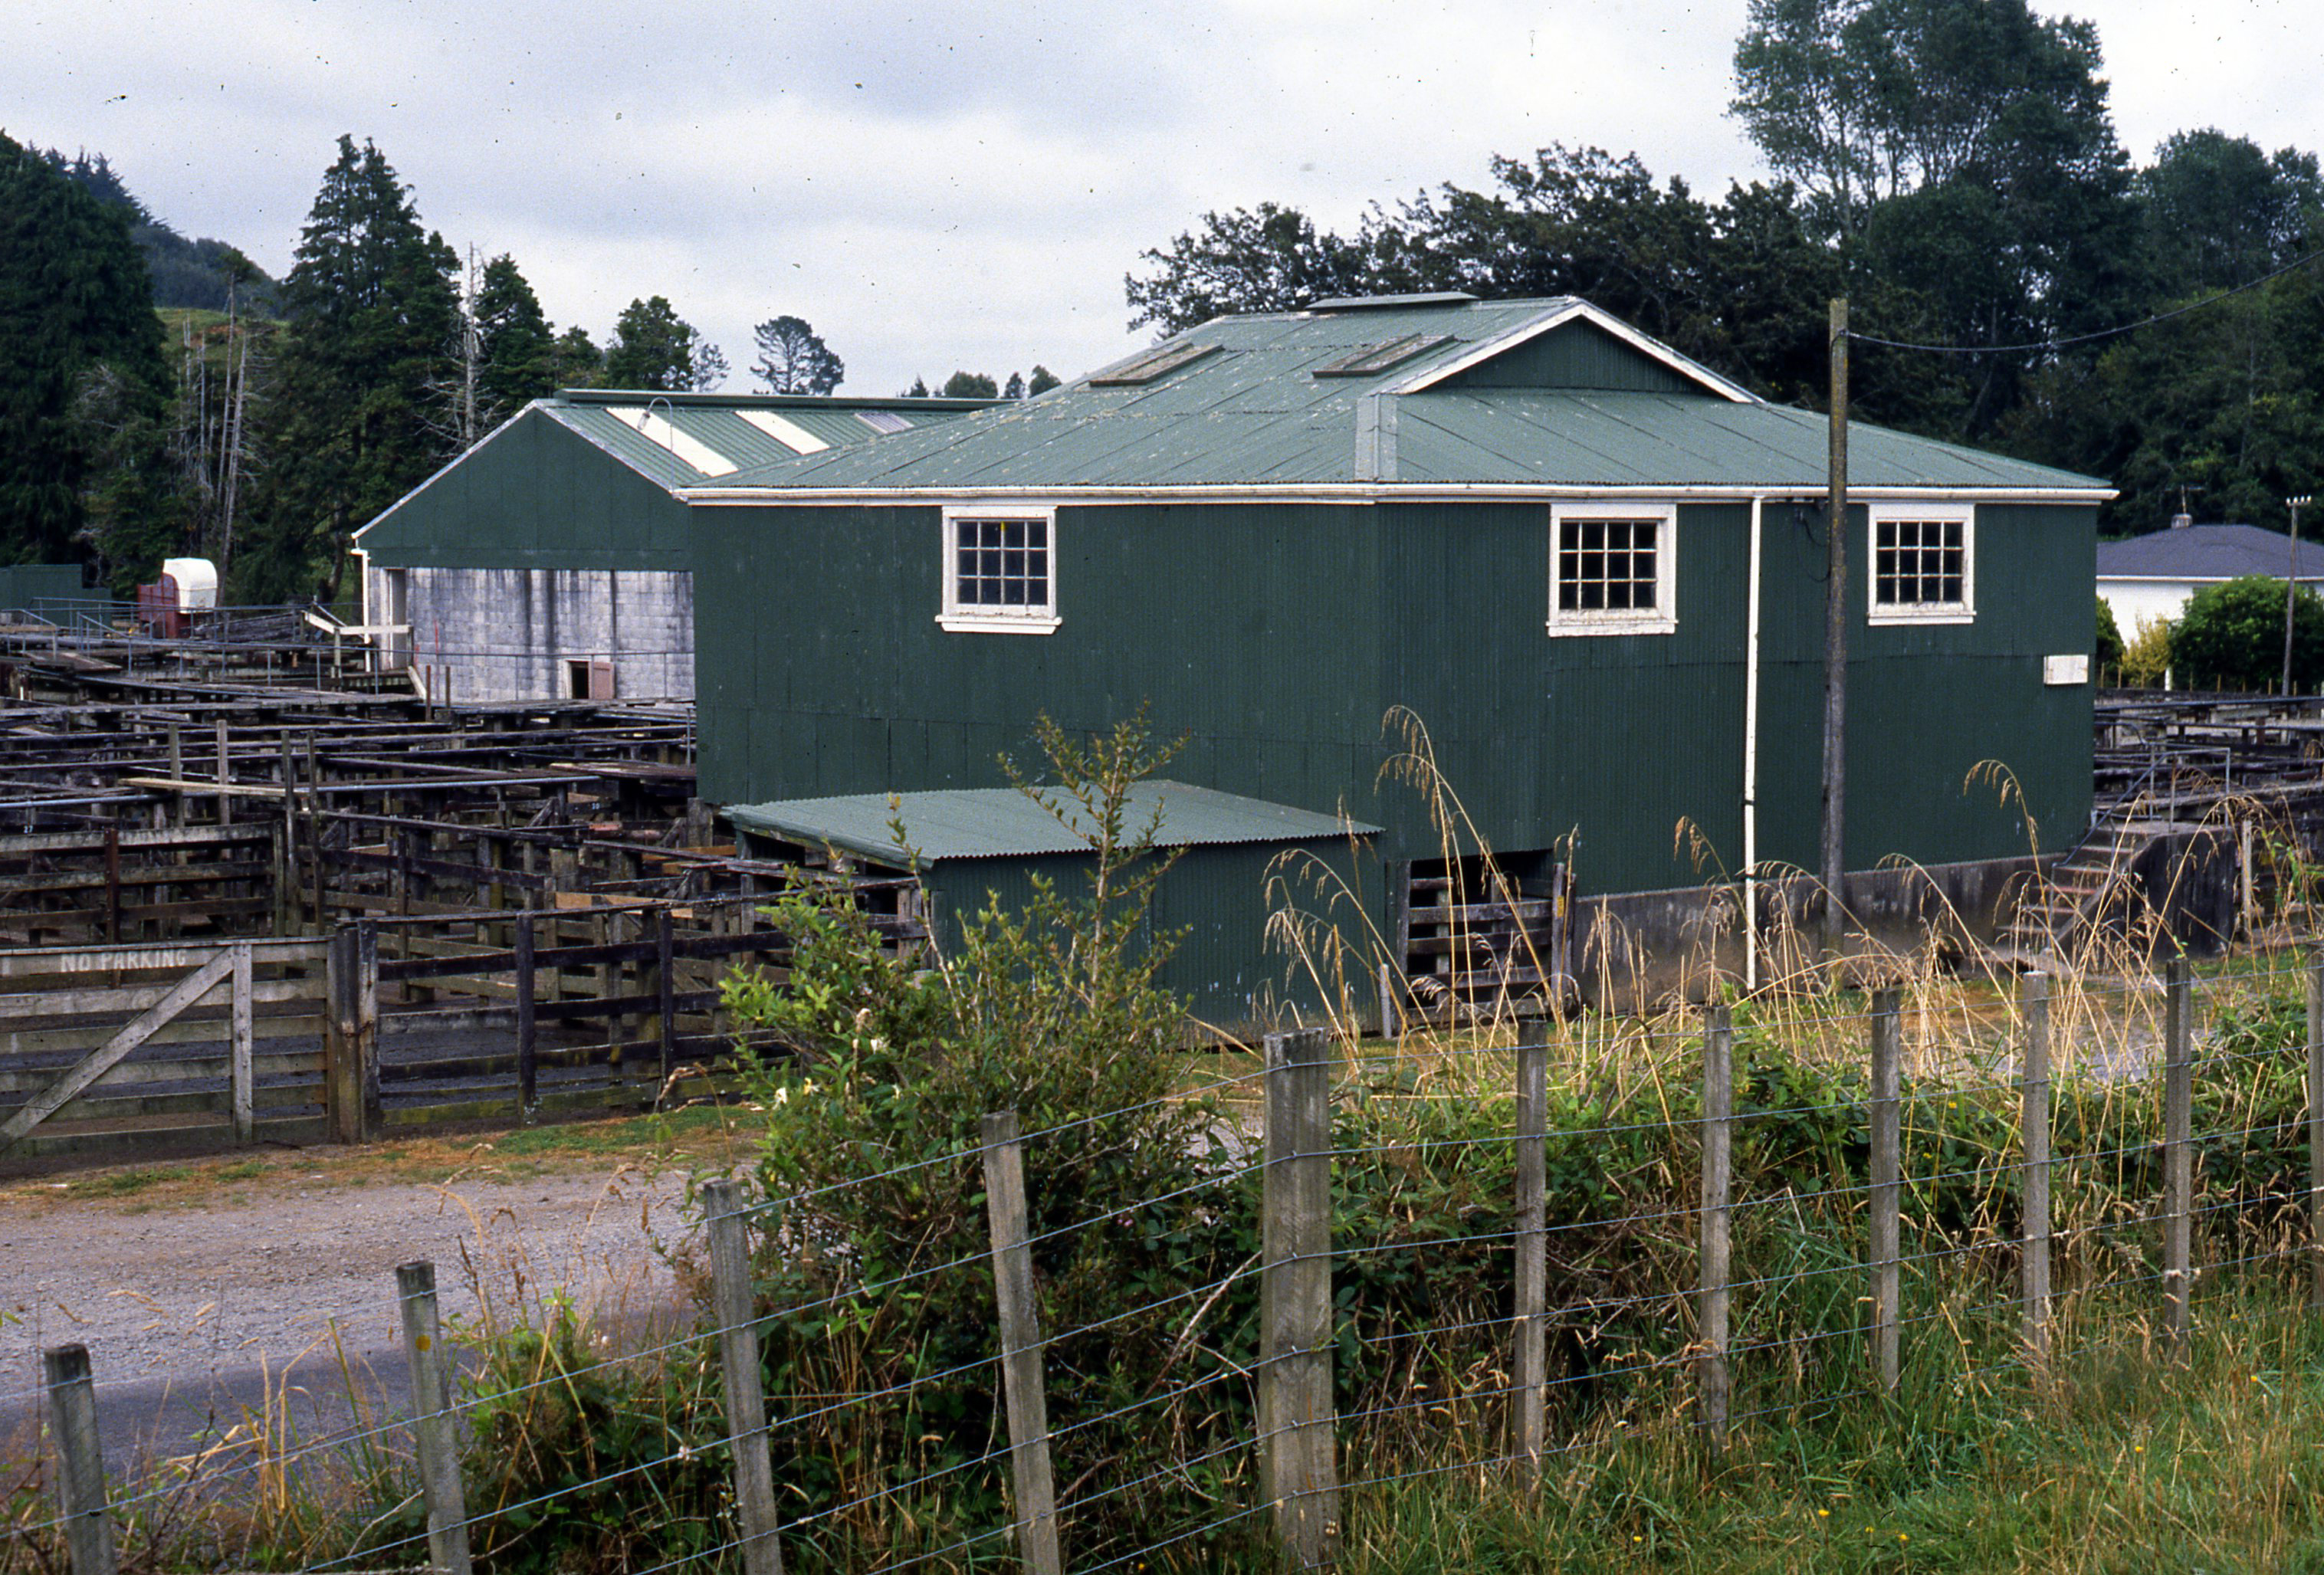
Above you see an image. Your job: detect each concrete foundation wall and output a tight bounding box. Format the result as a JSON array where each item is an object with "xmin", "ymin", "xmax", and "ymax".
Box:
[{"xmin": 403, "ymin": 567, "xmax": 694, "ymax": 703}]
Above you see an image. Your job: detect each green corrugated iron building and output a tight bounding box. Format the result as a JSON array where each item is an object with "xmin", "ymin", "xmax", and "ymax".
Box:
[
  {"xmin": 349, "ymin": 389, "xmax": 992, "ymax": 703},
  {"xmin": 725, "ymin": 783, "xmax": 1380, "ymax": 1029},
  {"xmin": 684, "ymin": 296, "xmax": 2107, "ymax": 993},
  {"xmin": 346, "ymin": 293, "xmax": 2111, "ymax": 1021}
]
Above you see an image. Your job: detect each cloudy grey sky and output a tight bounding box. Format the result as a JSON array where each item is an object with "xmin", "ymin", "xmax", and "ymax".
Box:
[{"xmin": 7, "ymin": 0, "xmax": 2317, "ymax": 396}]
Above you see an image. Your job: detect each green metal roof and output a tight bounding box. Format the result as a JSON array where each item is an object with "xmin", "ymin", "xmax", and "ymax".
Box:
[
  {"xmin": 541, "ymin": 389, "xmax": 996, "ymax": 489},
  {"xmin": 683, "ymin": 297, "xmax": 2109, "ymax": 497},
  {"xmin": 725, "ymin": 780, "xmax": 1380, "ymax": 867}
]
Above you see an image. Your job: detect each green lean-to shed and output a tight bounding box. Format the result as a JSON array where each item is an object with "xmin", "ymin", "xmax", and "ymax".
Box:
[
  {"xmin": 347, "ymin": 389, "xmax": 993, "ymax": 704},
  {"xmin": 725, "ymin": 781, "xmax": 1382, "ymax": 1032},
  {"xmin": 675, "ymin": 294, "xmax": 2110, "ymax": 994},
  {"xmin": 0, "ymin": 564, "xmax": 91, "ymax": 618}
]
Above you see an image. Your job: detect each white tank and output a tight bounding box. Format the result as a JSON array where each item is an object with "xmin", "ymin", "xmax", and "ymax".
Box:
[{"xmin": 159, "ymin": 557, "xmax": 218, "ymax": 611}]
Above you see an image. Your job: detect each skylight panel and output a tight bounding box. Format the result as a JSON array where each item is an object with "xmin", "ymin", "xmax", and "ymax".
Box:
[
  {"xmin": 857, "ymin": 410, "xmax": 913, "ymax": 435},
  {"xmin": 604, "ymin": 407, "xmax": 739, "ymax": 476},
  {"xmin": 736, "ymin": 409, "xmax": 832, "ymax": 454},
  {"xmin": 1088, "ymin": 340, "xmax": 1222, "ymax": 386},
  {"xmin": 1310, "ymin": 333, "xmax": 1456, "ymax": 379}
]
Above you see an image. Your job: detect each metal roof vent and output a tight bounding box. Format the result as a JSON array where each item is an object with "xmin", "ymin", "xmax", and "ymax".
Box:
[
  {"xmin": 1088, "ymin": 340, "xmax": 1223, "ymax": 386},
  {"xmin": 1308, "ymin": 290, "xmax": 1478, "ymax": 311},
  {"xmin": 1311, "ymin": 333, "xmax": 1454, "ymax": 379}
]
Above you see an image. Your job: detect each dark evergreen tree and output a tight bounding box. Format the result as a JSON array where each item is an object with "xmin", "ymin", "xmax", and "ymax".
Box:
[
  {"xmin": 550, "ymin": 325, "xmax": 604, "ymax": 389},
  {"xmin": 940, "ymin": 371, "xmax": 999, "ymax": 399},
  {"xmin": 0, "ymin": 132, "xmax": 181, "ymax": 582},
  {"xmin": 1027, "ymin": 366, "xmax": 1061, "ymax": 395},
  {"xmin": 474, "ymin": 254, "xmax": 556, "ymax": 422},
  {"xmin": 47, "ymin": 146, "xmax": 281, "ymax": 314},
  {"xmin": 1003, "ymin": 372, "xmax": 1027, "ymax": 399},
  {"xmin": 902, "ymin": 376, "xmax": 931, "ymax": 398},
  {"xmin": 750, "ymin": 315, "xmax": 844, "ymax": 395},
  {"xmin": 604, "ymin": 297, "xmax": 727, "ymax": 391},
  {"xmin": 241, "ymin": 136, "xmax": 461, "ymax": 602}
]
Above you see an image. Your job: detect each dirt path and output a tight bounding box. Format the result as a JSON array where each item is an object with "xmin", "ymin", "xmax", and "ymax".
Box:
[{"xmin": 0, "ymin": 1118, "xmax": 750, "ymax": 1462}]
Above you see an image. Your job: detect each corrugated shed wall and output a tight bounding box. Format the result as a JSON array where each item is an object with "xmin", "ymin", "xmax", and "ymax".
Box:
[
  {"xmin": 358, "ymin": 410, "xmax": 691, "ymax": 573},
  {"xmin": 694, "ymin": 494, "xmax": 2094, "ymax": 906},
  {"xmin": 922, "ymin": 836, "xmax": 1375, "ymax": 1033},
  {"xmin": 0, "ymin": 563, "xmax": 91, "ymax": 612}
]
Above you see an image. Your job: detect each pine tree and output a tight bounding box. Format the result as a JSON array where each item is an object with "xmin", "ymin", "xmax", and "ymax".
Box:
[
  {"xmin": 474, "ymin": 254, "xmax": 556, "ymax": 425},
  {"xmin": 550, "ymin": 326, "xmax": 604, "ymax": 389},
  {"xmin": 604, "ymin": 297, "xmax": 726, "ymax": 391},
  {"xmin": 1028, "ymin": 366, "xmax": 1061, "ymax": 395},
  {"xmin": 0, "ymin": 132, "xmax": 180, "ymax": 580},
  {"xmin": 750, "ymin": 315, "xmax": 844, "ymax": 395},
  {"xmin": 242, "ymin": 136, "xmax": 461, "ymax": 602}
]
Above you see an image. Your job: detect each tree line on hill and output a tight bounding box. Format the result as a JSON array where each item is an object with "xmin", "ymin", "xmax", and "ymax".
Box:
[
  {"xmin": 1127, "ymin": 0, "xmax": 2324, "ymax": 541},
  {"xmin": 2, "ymin": 134, "xmax": 1059, "ymax": 602}
]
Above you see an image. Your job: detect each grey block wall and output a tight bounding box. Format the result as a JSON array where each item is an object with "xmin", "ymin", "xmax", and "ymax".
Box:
[{"xmin": 403, "ymin": 567, "xmax": 694, "ymax": 702}]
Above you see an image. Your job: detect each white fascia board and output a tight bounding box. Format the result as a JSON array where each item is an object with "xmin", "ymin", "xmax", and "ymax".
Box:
[
  {"xmin": 678, "ymin": 482, "xmax": 2117, "ymax": 507},
  {"xmin": 352, "ymin": 401, "xmax": 550, "ymax": 543},
  {"xmin": 1384, "ymin": 300, "xmax": 1761, "ymax": 404}
]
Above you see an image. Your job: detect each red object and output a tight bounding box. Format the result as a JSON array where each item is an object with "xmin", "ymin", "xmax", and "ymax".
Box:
[{"xmin": 135, "ymin": 576, "xmax": 188, "ymax": 638}]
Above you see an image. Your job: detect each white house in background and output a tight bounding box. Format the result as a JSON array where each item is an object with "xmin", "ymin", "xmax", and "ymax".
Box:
[{"xmin": 2097, "ymin": 520, "xmax": 2324, "ymax": 633}]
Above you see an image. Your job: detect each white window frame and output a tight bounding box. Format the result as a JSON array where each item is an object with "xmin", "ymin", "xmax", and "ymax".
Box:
[
  {"xmin": 938, "ymin": 504, "xmax": 1061, "ymax": 635},
  {"xmin": 1547, "ymin": 502, "xmax": 1678, "ymax": 637},
  {"xmin": 1866, "ymin": 503, "xmax": 1975, "ymax": 626}
]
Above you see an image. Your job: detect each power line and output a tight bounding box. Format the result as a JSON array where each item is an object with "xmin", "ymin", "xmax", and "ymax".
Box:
[{"xmin": 1846, "ymin": 244, "xmax": 2324, "ymax": 356}]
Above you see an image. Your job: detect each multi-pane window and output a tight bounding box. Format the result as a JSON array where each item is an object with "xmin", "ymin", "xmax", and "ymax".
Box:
[
  {"xmin": 955, "ymin": 517, "xmax": 1049, "ymax": 609},
  {"xmin": 1558, "ymin": 518, "xmax": 1659, "ymax": 612},
  {"xmin": 940, "ymin": 508, "xmax": 1060, "ymax": 632},
  {"xmin": 1548, "ymin": 505, "xmax": 1676, "ymax": 635},
  {"xmin": 1868, "ymin": 507, "xmax": 1974, "ymax": 623}
]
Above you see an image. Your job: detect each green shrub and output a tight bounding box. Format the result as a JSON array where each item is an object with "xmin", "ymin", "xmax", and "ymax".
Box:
[{"xmin": 2170, "ymin": 574, "xmax": 2324, "ymax": 691}]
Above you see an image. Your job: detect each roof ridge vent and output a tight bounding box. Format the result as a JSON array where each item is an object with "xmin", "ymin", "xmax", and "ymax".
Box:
[{"xmin": 1308, "ymin": 290, "xmax": 1478, "ymax": 312}]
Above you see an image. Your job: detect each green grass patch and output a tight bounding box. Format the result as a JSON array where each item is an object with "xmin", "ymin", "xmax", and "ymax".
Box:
[
  {"xmin": 487, "ymin": 1103, "xmax": 737, "ymax": 1159},
  {"xmin": 69, "ymin": 1165, "xmax": 190, "ymax": 1197}
]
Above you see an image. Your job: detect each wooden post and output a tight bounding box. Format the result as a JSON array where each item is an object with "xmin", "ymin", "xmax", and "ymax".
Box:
[
  {"xmin": 214, "ymin": 717, "xmax": 231, "ymax": 827},
  {"xmin": 279, "ymin": 733, "xmax": 300, "ymax": 932},
  {"xmin": 702, "ymin": 1179, "xmax": 786, "ymax": 1575},
  {"xmin": 2308, "ymin": 952, "xmax": 2324, "ymax": 1310},
  {"xmin": 102, "ymin": 824, "xmax": 120, "ymax": 945},
  {"xmin": 1869, "ymin": 986, "xmax": 1901, "ymax": 1391},
  {"xmin": 2022, "ymin": 972, "xmax": 2053, "ymax": 1360},
  {"xmin": 1820, "ymin": 295, "xmax": 1851, "ymax": 961},
  {"xmin": 657, "ymin": 908, "xmax": 677, "ymax": 1093},
  {"xmin": 515, "ymin": 912, "xmax": 537, "ymax": 1114},
  {"xmin": 230, "ymin": 940, "xmax": 254, "ymax": 1144},
  {"xmin": 166, "ymin": 724, "xmax": 185, "ymax": 830},
  {"xmin": 980, "ymin": 1113, "xmax": 1064, "ymax": 1574},
  {"xmin": 1699, "ymin": 1002, "xmax": 1734, "ymax": 1449},
  {"xmin": 42, "ymin": 1344, "xmax": 118, "ymax": 1575},
  {"xmin": 395, "ymin": 1262, "xmax": 473, "ymax": 1575},
  {"xmin": 1260, "ymin": 1025, "xmax": 1340, "ymax": 1566},
  {"xmin": 1510, "ymin": 1011, "xmax": 1549, "ymax": 1467},
  {"xmin": 325, "ymin": 924, "xmax": 379, "ymax": 1144},
  {"xmin": 1377, "ymin": 961, "xmax": 1395, "ymax": 1042},
  {"xmin": 304, "ymin": 731, "xmax": 324, "ymax": 925},
  {"xmin": 2164, "ymin": 957, "xmax": 2194, "ymax": 1351}
]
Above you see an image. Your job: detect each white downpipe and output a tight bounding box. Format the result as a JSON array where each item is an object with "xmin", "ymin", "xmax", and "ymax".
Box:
[{"xmin": 1744, "ymin": 496, "xmax": 1766, "ymax": 991}]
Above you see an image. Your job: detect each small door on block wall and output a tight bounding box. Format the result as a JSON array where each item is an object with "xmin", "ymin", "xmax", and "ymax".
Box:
[{"xmin": 566, "ymin": 658, "xmax": 615, "ymax": 701}]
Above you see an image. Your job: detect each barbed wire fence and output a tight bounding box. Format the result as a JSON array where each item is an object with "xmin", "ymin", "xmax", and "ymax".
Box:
[{"xmin": 15, "ymin": 950, "xmax": 2324, "ymax": 1573}]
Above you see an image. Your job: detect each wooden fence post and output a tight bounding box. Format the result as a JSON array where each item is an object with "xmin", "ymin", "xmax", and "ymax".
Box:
[
  {"xmin": 395, "ymin": 1262, "xmax": 473, "ymax": 1575},
  {"xmin": 1510, "ymin": 1009, "xmax": 1550, "ymax": 1468},
  {"xmin": 1698, "ymin": 1002, "xmax": 1733, "ymax": 1450},
  {"xmin": 2164, "ymin": 958, "xmax": 2194, "ymax": 1351},
  {"xmin": 214, "ymin": 717, "xmax": 231, "ymax": 828},
  {"xmin": 1260, "ymin": 1025, "xmax": 1340, "ymax": 1566},
  {"xmin": 1868, "ymin": 987, "xmax": 1901, "ymax": 1392},
  {"xmin": 325, "ymin": 924, "xmax": 379, "ymax": 1144},
  {"xmin": 2022, "ymin": 973, "xmax": 2053, "ymax": 1361},
  {"xmin": 42, "ymin": 1344, "xmax": 117, "ymax": 1575},
  {"xmin": 656, "ymin": 908, "xmax": 677, "ymax": 1093},
  {"xmin": 2308, "ymin": 951, "xmax": 2324, "ymax": 1311},
  {"xmin": 278, "ymin": 734, "xmax": 300, "ymax": 933},
  {"xmin": 515, "ymin": 914, "xmax": 537, "ymax": 1114},
  {"xmin": 702, "ymin": 1179, "xmax": 786, "ymax": 1575},
  {"xmin": 980, "ymin": 1112, "xmax": 1063, "ymax": 1574},
  {"xmin": 230, "ymin": 941, "xmax": 254, "ymax": 1145}
]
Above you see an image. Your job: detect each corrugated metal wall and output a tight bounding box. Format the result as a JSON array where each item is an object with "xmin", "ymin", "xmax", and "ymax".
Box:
[
  {"xmin": 694, "ymin": 493, "xmax": 2094, "ymax": 906},
  {"xmin": 356, "ymin": 411, "xmax": 691, "ymax": 573}
]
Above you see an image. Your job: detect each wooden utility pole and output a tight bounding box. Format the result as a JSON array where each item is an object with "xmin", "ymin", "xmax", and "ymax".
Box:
[
  {"xmin": 2287, "ymin": 496, "xmax": 2312, "ymax": 696},
  {"xmin": 1821, "ymin": 298, "xmax": 1851, "ymax": 963}
]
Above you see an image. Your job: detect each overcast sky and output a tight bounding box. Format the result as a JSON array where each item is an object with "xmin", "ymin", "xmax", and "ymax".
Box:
[{"xmin": 6, "ymin": 0, "xmax": 2318, "ymax": 396}]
